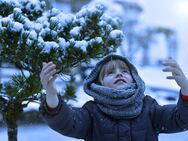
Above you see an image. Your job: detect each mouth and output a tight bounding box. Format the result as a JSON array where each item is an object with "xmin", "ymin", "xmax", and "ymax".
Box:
[{"xmin": 114, "ymin": 79, "xmax": 126, "ymax": 84}]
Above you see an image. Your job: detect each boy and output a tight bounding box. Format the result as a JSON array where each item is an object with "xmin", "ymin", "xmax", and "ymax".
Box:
[{"xmin": 39, "ymin": 54, "xmax": 188, "ymax": 141}]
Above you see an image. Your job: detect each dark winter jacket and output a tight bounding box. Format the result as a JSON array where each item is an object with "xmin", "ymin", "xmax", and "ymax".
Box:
[{"xmin": 39, "ymin": 94, "xmax": 188, "ymax": 141}]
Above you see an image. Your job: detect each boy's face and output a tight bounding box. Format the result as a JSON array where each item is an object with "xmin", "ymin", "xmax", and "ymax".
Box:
[{"xmin": 101, "ymin": 62, "xmax": 133, "ymax": 89}]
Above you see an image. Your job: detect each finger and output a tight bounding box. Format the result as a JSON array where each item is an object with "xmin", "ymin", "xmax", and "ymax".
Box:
[
  {"xmin": 166, "ymin": 76, "xmax": 175, "ymax": 79},
  {"xmin": 42, "ymin": 62, "xmax": 47, "ymax": 66},
  {"xmin": 41, "ymin": 62, "xmax": 49, "ymax": 72},
  {"xmin": 42, "ymin": 62, "xmax": 53, "ymax": 72},
  {"xmin": 42, "ymin": 68, "xmax": 57, "ymax": 84},
  {"xmin": 48, "ymin": 74, "xmax": 57, "ymax": 84},
  {"xmin": 40, "ymin": 62, "xmax": 47, "ymax": 80},
  {"xmin": 40, "ymin": 64, "xmax": 56, "ymax": 83},
  {"xmin": 42, "ymin": 61, "xmax": 54, "ymax": 72},
  {"xmin": 46, "ymin": 68, "xmax": 57, "ymax": 80},
  {"xmin": 162, "ymin": 67, "xmax": 180, "ymax": 74},
  {"xmin": 42, "ymin": 64, "xmax": 56, "ymax": 77},
  {"xmin": 162, "ymin": 57, "xmax": 177, "ymax": 64},
  {"xmin": 164, "ymin": 57, "xmax": 175, "ymax": 61},
  {"xmin": 162, "ymin": 61, "xmax": 178, "ymax": 68},
  {"xmin": 163, "ymin": 67, "xmax": 175, "ymax": 72}
]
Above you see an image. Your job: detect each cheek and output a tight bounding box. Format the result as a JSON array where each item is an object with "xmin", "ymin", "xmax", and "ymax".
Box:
[
  {"xmin": 102, "ymin": 76, "xmax": 113, "ymax": 86},
  {"xmin": 126, "ymin": 75, "xmax": 134, "ymax": 83}
]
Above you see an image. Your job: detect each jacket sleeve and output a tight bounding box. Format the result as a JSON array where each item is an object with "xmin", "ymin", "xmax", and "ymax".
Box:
[
  {"xmin": 39, "ymin": 95, "xmax": 91, "ymax": 139},
  {"xmin": 150, "ymin": 92, "xmax": 188, "ymax": 133}
]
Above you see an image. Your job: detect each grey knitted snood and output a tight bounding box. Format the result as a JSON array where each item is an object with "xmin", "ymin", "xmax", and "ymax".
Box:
[{"xmin": 83, "ymin": 54, "xmax": 145, "ymax": 119}]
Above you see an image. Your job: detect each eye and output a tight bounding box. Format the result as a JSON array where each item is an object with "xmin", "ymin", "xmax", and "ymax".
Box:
[
  {"xmin": 105, "ymin": 70, "xmax": 114, "ymax": 75},
  {"xmin": 107, "ymin": 71, "xmax": 114, "ymax": 74},
  {"xmin": 122, "ymin": 69, "xmax": 129, "ymax": 73}
]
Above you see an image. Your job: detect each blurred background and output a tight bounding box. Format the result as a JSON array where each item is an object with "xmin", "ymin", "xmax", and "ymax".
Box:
[{"xmin": 0, "ymin": 0, "xmax": 188, "ymax": 141}]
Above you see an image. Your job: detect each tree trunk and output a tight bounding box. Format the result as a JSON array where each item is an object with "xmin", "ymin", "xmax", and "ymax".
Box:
[
  {"xmin": 7, "ymin": 120, "xmax": 18, "ymax": 141},
  {"xmin": 5, "ymin": 107, "xmax": 19, "ymax": 141}
]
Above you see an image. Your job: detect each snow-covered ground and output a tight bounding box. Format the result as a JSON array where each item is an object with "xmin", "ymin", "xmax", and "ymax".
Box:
[{"xmin": 1, "ymin": 124, "xmax": 188, "ymax": 141}]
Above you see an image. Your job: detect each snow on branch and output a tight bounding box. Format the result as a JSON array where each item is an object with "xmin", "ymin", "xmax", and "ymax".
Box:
[{"xmin": 0, "ymin": 0, "xmax": 124, "ymax": 74}]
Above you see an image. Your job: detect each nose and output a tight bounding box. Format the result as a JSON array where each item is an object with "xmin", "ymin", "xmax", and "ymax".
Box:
[{"xmin": 116, "ymin": 70, "xmax": 123, "ymax": 78}]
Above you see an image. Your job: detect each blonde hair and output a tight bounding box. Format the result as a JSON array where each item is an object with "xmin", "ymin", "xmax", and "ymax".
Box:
[{"xmin": 98, "ymin": 59, "xmax": 130, "ymax": 84}]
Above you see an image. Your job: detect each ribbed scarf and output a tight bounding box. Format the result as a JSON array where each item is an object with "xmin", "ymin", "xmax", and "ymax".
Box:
[{"xmin": 84, "ymin": 54, "xmax": 145, "ymax": 119}]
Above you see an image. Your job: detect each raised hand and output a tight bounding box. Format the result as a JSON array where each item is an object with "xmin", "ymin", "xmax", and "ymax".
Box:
[
  {"xmin": 162, "ymin": 58, "xmax": 188, "ymax": 95},
  {"xmin": 40, "ymin": 62, "xmax": 59, "ymax": 108},
  {"xmin": 40, "ymin": 62, "xmax": 57, "ymax": 94}
]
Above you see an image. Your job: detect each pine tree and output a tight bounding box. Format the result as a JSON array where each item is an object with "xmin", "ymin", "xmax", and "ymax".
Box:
[{"xmin": 0, "ymin": 0, "xmax": 124, "ymax": 141}]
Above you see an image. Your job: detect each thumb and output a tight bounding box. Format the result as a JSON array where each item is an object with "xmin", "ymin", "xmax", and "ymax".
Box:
[{"xmin": 42, "ymin": 62, "xmax": 47, "ymax": 66}]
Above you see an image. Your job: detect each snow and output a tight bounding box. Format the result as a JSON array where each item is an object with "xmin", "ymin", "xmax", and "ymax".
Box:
[
  {"xmin": 28, "ymin": 30, "xmax": 37, "ymax": 40},
  {"xmin": 39, "ymin": 28, "xmax": 49, "ymax": 37},
  {"xmin": 0, "ymin": 17, "xmax": 10, "ymax": 26},
  {"xmin": 106, "ymin": 24, "xmax": 113, "ymax": 32},
  {"xmin": 11, "ymin": 22, "xmax": 23, "ymax": 32},
  {"xmin": 74, "ymin": 40, "xmax": 88, "ymax": 52},
  {"xmin": 50, "ymin": 30, "xmax": 58, "ymax": 37},
  {"xmin": 20, "ymin": 0, "xmax": 38, "ymax": 4},
  {"xmin": 20, "ymin": 0, "xmax": 44, "ymax": 12},
  {"xmin": 51, "ymin": 1, "xmax": 71, "ymax": 13},
  {"xmin": 36, "ymin": 15, "xmax": 48, "ymax": 26},
  {"xmin": 14, "ymin": 7, "xmax": 22, "ymax": 13},
  {"xmin": 75, "ymin": 17, "xmax": 86, "ymax": 26},
  {"xmin": 89, "ymin": 37, "xmax": 103, "ymax": 45},
  {"xmin": 0, "ymin": 68, "xmax": 30, "ymax": 84},
  {"xmin": 89, "ymin": 0, "xmax": 125, "ymax": 18},
  {"xmin": 98, "ymin": 20, "xmax": 106, "ymax": 26},
  {"xmin": 69, "ymin": 38, "xmax": 75, "ymax": 44},
  {"xmin": 27, "ymin": 3, "xmax": 40, "ymax": 12},
  {"xmin": 0, "ymin": 0, "xmax": 123, "ymax": 60},
  {"xmin": 57, "ymin": 13, "xmax": 74, "ymax": 27},
  {"xmin": 37, "ymin": 36, "xmax": 44, "ymax": 47},
  {"xmin": 1, "ymin": 0, "xmax": 188, "ymax": 140},
  {"xmin": 43, "ymin": 41, "xmax": 59, "ymax": 53},
  {"xmin": 23, "ymin": 101, "xmax": 40, "ymax": 112},
  {"xmin": 76, "ymin": 8, "xmax": 89, "ymax": 18},
  {"xmin": 26, "ymin": 39, "xmax": 33, "ymax": 46},
  {"xmin": 101, "ymin": 14, "xmax": 121, "ymax": 28},
  {"xmin": 23, "ymin": 19, "xmax": 34, "ymax": 30},
  {"xmin": 0, "ymin": 125, "xmax": 81, "ymax": 141},
  {"xmin": 0, "ymin": 0, "xmax": 20, "ymax": 7},
  {"xmin": 76, "ymin": 3, "xmax": 104, "ymax": 18},
  {"xmin": 109, "ymin": 29, "xmax": 124, "ymax": 39},
  {"xmin": 70, "ymin": 26, "xmax": 81, "ymax": 37},
  {"xmin": 50, "ymin": 8, "xmax": 61, "ymax": 16},
  {"xmin": 58, "ymin": 38, "xmax": 70, "ymax": 49},
  {"xmin": 95, "ymin": 37, "xmax": 103, "ymax": 43},
  {"xmin": 50, "ymin": 17, "xmax": 59, "ymax": 25},
  {"xmin": 1, "ymin": 0, "xmax": 12, "ymax": 2},
  {"xmin": 34, "ymin": 23, "xmax": 43, "ymax": 32}
]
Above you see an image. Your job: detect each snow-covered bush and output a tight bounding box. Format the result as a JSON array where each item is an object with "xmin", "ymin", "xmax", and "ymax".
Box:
[{"xmin": 0, "ymin": 1, "xmax": 124, "ymax": 74}]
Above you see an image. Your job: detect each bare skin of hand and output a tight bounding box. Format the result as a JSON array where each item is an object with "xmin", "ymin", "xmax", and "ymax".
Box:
[
  {"xmin": 162, "ymin": 58, "xmax": 188, "ymax": 96},
  {"xmin": 40, "ymin": 62, "xmax": 59, "ymax": 108}
]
